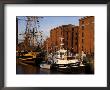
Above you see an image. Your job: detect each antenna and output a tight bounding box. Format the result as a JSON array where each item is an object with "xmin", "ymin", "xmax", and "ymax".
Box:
[{"xmin": 59, "ymin": 37, "xmax": 64, "ymax": 49}]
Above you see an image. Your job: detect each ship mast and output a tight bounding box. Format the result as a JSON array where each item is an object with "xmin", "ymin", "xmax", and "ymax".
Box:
[{"xmin": 18, "ymin": 16, "xmax": 43, "ymax": 51}]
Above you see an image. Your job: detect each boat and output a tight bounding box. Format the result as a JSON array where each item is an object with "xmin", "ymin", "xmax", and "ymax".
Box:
[
  {"xmin": 50, "ymin": 37, "xmax": 81, "ymax": 70},
  {"xmin": 17, "ymin": 51, "xmax": 37, "ymax": 61},
  {"xmin": 40, "ymin": 61, "xmax": 51, "ymax": 69},
  {"xmin": 23, "ymin": 51, "xmax": 36, "ymax": 59},
  {"xmin": 51, "ymin": 48, "xmax": 81, "ymax": 70}
]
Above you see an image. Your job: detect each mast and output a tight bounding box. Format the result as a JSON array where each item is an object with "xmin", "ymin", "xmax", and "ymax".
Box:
[
  {"xmin": 18, "ymin": 16, "xmax": 43, "ymax": 51},
  {"xmin": 60, "ymin": 37, "xmax": 64, "ymax": 50}
]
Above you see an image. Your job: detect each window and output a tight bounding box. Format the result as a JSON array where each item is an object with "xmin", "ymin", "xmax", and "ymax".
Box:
[
  {"xmin": 75, "ymin": 42, "xmax": 77, "ymax": 45},
  {"xmin": 82, "ymin": 39, "xmax": 84, "ymax": 44},
  {"xmin": 72, "ymin": 28, "xmax": 74, "ymax": 31},
  {"xmin": 82, "ymin": 32, "xmax": 84, "ymax": 37},
  {"xmin": 82, "ymin": 21, "xmax": 84, "ymax": 24},
  {"xmin": 75, "ymin": 37, "xmax": 77, "ymax": 40},
  {"xmin": 82, "ymin": 26, "xmax": 84, "ymax": 30},
  {"xmin": 76, "ymin": 33, "xmax": 77, "ymax": 36}
]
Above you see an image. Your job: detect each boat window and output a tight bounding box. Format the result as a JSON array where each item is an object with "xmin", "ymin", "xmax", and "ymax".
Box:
[{"xmin": 60, "ymin": 52, "xmax": 64, "ymax": 55}]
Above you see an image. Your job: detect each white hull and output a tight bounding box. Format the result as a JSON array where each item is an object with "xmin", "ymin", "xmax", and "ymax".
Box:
[{"xmin": 40, "ymin": 64, "xmax": 51, "ymax": 69}]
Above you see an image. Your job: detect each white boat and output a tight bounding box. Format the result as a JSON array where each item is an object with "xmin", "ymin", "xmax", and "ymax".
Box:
[
  {"xmin": 40, "ymin": 64, "xmax": 51, "ymax": 69},
  {"xmin": 51, "ymin": 48, "xmax": 81, "ymax": 69},
  {"xmin": 50, "ymin": 37, "xmax": 82, "ymax": 70},
  {"xmin": 50, "ymin": 37, "xmax": 87, "ymax": 70},
  {"xmin": 40, "ymin": 61, "xmax": 51, "ymax": 69}
]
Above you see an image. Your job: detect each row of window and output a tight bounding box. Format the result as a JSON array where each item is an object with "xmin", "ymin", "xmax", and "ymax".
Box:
[
  {"xmin": 82, "ymin": 19, "xmax": 94, "ymax": 24},
  {"xmin": 81, "ymin": 22, "xmax": 94, "ymax": 30}
]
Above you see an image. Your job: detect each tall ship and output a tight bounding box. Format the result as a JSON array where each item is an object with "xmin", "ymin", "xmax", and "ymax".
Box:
[{"xmin": 16, "ymin": 16, "xmax": 45, "ymax": 66}]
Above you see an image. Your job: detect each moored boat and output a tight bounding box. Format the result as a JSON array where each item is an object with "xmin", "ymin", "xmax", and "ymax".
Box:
[{"xmin": 40, "ymin": 61, "xmax": 51, "ymax": 69}]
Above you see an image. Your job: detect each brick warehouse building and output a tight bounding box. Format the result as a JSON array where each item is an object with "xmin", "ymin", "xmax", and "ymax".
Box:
[
  {"xmin": 44, "ymin": 16, "xmax": 94, "ymax": 55},
  {"xmin": 61, "ymin": 24, "xmax": 79, "ymax": 53},
  {"xmin": 78, "ymin": 16, "xmax": 94, "ymax": 55},
  {"xmin": 44, "ymin": 24, "xmax": 79, "ymax": 54}
]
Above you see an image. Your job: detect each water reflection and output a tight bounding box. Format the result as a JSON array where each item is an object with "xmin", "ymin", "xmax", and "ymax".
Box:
[
  {"xmin": 16, "ymin": 60, "xmax": 94, "ymax": 74},
  {"xmin": 16, "ymin": 64, "xmax": 40, "ymax": 74}
]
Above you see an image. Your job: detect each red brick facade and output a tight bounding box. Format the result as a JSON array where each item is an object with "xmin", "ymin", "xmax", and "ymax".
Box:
[
  {"xmin": 78, "ymin": 16, "xmax": 94, "ymax": 54},
  {"xmin": 44, "ymin": 16, "xmax": 94, "ymax": 55}
]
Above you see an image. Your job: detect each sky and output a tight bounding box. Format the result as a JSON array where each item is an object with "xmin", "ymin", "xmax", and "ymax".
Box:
[{"xmin": 17, "ymin": 16, "xmax": 84, "ymax": 43}]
